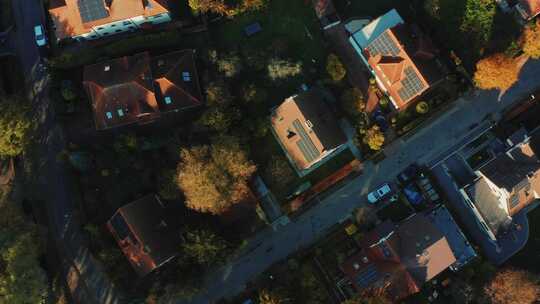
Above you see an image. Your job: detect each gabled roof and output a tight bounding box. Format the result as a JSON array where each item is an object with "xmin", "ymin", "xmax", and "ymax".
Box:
[
  {"xmin": 350, "ymin": 10, "xmax": 441, "ymax": 110},
  {"xmin": 83, "ymin": 50, "xmax": 203, "ymax": 130},
  {"xmin": 48, "ymin": 0, "xmax": 170, "ymax": 39},
  {"xmin": 518, "ymin": 0, "xmax": 540, "ymax": 20},
  {"xmin": 107, "ymin": 195, "xmax": 184, "ymax": 277},
  {"xmin": 151, "ymin": 50, "xmax": 203, "ymax": 112},
  {"xmin": 341, "ymin": 215, "xmax": 456, "ymax": 300},
  {"xmin": 271, "ymin": 89, "xmax": 346, "ymax": 171}
]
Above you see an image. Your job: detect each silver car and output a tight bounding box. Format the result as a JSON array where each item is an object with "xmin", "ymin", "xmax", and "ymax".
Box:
[
  {"xmin": 34, "ymin": 25, "xmax": 47, "ymax": 47},
  {"xmin": 367, "ymin": 183, "xmax": 392, "ymax": 204}
]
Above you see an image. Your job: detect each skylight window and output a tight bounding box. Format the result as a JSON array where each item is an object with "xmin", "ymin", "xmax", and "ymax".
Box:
[
  {"xmin": 182, "ymin": 72, "xmax": 191, "ymax": 82},
  {"xmin": 117, "ymin": 109, "xmax": 124, "ymax": 117},
  {"xmin": 164, "ymin": 96, "xmax": 172, "ymax": 104},
  {"xmin": 104, "ymin": 65, "xmax": 110, "ymax": 72},
  {"xmin": 106, "ymin": 111, "xmax": 112, "ymax": 119}
]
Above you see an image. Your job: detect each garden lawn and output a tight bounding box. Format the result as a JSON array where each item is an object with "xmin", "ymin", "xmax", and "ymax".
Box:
[{"xmin": 213, "ymin": 0, "xmax": 325, "ymax": 65}]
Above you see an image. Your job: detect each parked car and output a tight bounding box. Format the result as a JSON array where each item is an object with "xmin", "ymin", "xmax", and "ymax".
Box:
[
  {"xmin": 367, "ymin": 183, "xmax": 392, "ymax": 204},
  {"xmin": 34, "ymin": 25, "xmax": 47, "ymax": 47},
  {"xmin": 397, "ymin": 163, "xmax": 420, "ymax": 185}
]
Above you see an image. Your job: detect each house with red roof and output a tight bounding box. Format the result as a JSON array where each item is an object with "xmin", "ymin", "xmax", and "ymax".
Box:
[
  {"xmin": 340, "ymin": 213, "xmax": 456, "ymax": 301},
  {"xmin": 348, "ymin": 9, "xmax": 442, "ymax": 111},
  {"xmin": 83, "ymin": 49, "xmax": 202, "ymax": 130},
  {"xmin": 516, "ymin": 0, "xmax": 540, "ymax": 21}
]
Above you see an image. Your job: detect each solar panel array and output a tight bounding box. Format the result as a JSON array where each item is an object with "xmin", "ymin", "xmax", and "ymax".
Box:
[
  {"xmin": 293, "ymin": 119, "xmax": 321, "ymax": 163},
  {"xmin": 355, "ymin": 264, "xmax": 379, "ymax": 288},
  {"xmin": 78, "ymin": 0, "xmax": 109, "ymax": 23},
  {"xmin": 367, "ymin": 31, "xmax": 400, "ymax": 57},
  {"xmin": 398, "ymin": 67, "xmax": 426, "ymax": 102}
]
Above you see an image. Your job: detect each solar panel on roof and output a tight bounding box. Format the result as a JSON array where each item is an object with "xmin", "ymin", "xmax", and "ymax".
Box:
[
  {"xmin": 77, "ymin": 0, "xmax": 110, "ymax": 23},
  {"xmin": 398, "ymin": 66, "xmax": 426, "ymax": 102},
  {"xmin": 293, "ymin": 119, "xmax": 321, "ymax": 163},
  {"xmin": 367, "ymin": 31, "xmax": 400, "ymax": 57},
  {"xmin": 356, "ymin": 264, "xmax": 379, "ymax": 288}
]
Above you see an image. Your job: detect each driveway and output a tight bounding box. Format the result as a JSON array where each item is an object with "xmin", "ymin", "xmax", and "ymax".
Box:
[{"xmin": 176, "ymin": 58, "xmax": 540, "ymax": 304}]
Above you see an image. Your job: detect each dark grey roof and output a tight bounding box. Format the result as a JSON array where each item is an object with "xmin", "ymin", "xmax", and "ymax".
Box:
[
  {"xmin": 465, "ymin": 178, "xmax": 512, "ymax": 235},
  {"xmin": 77, "ymin": 0, "xmax": 109, "ymax": 23},
  {"xmin": 293, "ymin": 119, "xmax": 321, "ymax": 163}
]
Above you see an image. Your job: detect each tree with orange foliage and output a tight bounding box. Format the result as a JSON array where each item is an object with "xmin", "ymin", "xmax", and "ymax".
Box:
[
  {"xmin": 484, "ymin": 268, "xmax": 540, "ymax": 304},
  {"xmin": 473, "ymin": 53, "xmax": 519, "ymax": 91},
  {"xmin": 522, "ymin": 21, "xmax": 540, "ymax": 59}
]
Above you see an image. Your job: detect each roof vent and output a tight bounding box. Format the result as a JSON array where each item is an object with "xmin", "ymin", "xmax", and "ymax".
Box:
[
  {"xmin": 164, "ymin": 96, "xmax": 172, "ymax": 104},
  {"xmin": 287, "ymin": 130, "xmax": 296, "ymax": 139},
  {"xmin": 104, "ymin": 65, "xmax": 110, "ymax": 72},
  {"xmin": 305, "ymin": 120, "xmax": 313, "ymax": 129},
  {"xmin": 353, "ymin": 263, "xmax": 360, "ymax": 270}
]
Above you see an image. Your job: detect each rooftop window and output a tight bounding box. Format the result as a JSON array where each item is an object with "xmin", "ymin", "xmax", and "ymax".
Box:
[
  {"xmin": 117, "ymin": 109, "xmax": 124, "ymax": 117},
  {"xmin": 106, "ymin": 111, "xmax": 113, "ymax": 119},
  {"xmin": 104, "ymin": 65, "xmax": 110, "ymax": 71},
  {"xmin": 182, "ymin": 72, "xmax": 191, "ymax": 82},
  {"xmin": 164, "ymin": 96, "xmax": 172, "ymax": 105}
]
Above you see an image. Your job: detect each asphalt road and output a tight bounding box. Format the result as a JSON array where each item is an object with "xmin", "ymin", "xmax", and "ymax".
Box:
[
  {"xmin": 7, "ymin": 1, "xmax": 122, "ymax": 303},
  {"xmin": 178, "ymin": 58, "xmax": 540, "ymax": 304}
]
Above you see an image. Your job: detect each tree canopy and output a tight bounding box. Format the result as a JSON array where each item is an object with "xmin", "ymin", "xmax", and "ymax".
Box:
[
  {"xmin": 484, "ymin": 268, "xmax": 540, "ymax": 304},
  {"xmin": 182, "ymin": 229, "xmax": 229, "ymax": 267},
  {"xmin": 0, "ymin": 96, "xmax": 33, "ymax": 157},
  {"xmin": 176, "ymin": 135, "xmax": 256, "ymax": 214},
  {"xmin": 363, "ymin": 125, "xmax": 385, "ymax": 151},
  {"xmin": 473, "ymin": 53, "xmax": 520, "ymax": 91},
  {"xmin": 0, "ymin": 194, "xmax": 48, "ymax": 303},
  {"xmin": 341, "ymin": 87, "xmax": 365, "ymax": 117},
  {"xmin": 522, "ymin": 21, "xmax": 540, "ymax": 59},
  {"xmin": 326, "ymin": 53, "xmax": 346, "ymax": 82}
]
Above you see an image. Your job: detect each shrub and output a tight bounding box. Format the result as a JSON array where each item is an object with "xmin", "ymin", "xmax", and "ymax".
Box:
[
  {"xmin": 341, "ymin": 88, "xmax": 365, "ymax": 116},
  {"xmin": 0, "ymin": 96, "xmax": 33, "ymax": 157},
  {"xmin": 326, "ymin": 54, "xmax": 346, "ymax": 82},
  {"xmin": 363, "ymin": 125, "xmax": 385, "ymax": 151},
  {"xmin": 484, "ymin": 268, "xmax": 540, "ymax": 304},
  {"xmin": 267, "ymin": 58, "xmax": 302, "ymax": 81},
  {"xmin": 416, "ymin": 101, "xmax": 429, "ymax": 114},
  {"xmin": 522, "ymin": 21, "xmax": 540, "ymax": 59},
  {"xmin": 217, "ymin": 54, "xmax": 242, "ymax": 78}
]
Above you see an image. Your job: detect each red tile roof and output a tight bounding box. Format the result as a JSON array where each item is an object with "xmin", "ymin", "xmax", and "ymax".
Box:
[
  {"xmin": 519, "ymin": 0, "xmax": 540, "ymax": 20},
  {"xmin": 341, "ymin": 215, "xmax": 456, "ymax": 301},
  {"xmin": 83, "ymin": 50, "xmax": 202, "ymax": 130},
  {"xmin": 364, "ymin": 24, "xmax": 438, "ymax": 110},
  {"xmin": 48, "ymin": 0, "xmax": 170, "ymax": 39}
]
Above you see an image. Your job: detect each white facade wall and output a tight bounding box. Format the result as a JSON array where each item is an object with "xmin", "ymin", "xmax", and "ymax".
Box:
[{"xmin": 73, "ymin": 12, "xmax": 172, "ymax": 41}]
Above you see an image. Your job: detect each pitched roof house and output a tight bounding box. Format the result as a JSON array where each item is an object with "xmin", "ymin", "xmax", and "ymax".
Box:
[
  {"xmin": 107, "ymin": 195, "xmax": 184, "ymax": 276},
  {"xmin": 271, "ymin": 89, "xmax": 346, "ymax": 172},
  {"xmin": 83, "ymin": 50, "xmax": 202, "ymax": 130},
  {"xmin": 348, "ymin": 9, "xmax": 441, "ymax": 110},
  {"xmin": 48, "ymin": 0, "xmax": 172, "ymax": 41},
  {"xmin": 340, "ymin": 214, "xmax": 456, "ymax": 301},
  {"xmin": 460, "ymin": 129, "xmax": 540, "ymax": 242},
  {"xmin": 516, "ymin": 0, "xmax": 540, "ymax": 21}
]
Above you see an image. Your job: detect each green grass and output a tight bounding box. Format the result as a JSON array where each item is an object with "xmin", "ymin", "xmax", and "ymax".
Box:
[{"xmin": 213, "ymin": 0, "xmax": 325, "ymax": 64}]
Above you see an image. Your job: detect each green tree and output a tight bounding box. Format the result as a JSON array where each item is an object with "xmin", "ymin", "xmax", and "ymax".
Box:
[
  {"xmin": 258, "ymin": 289, "xmax": 286, "ymax": 304},
  {"xmin": 0, "ymin": 96, "xmax": 33, "ymax": 157},
  {"xmin": 415, "ymin": 101, "xmax": 429, "ymax": 114},
  {"xmin": 341, "ymin": 88, "xmax": 365, "ymax": 117},
  {"xmin": 474, "ymin": 53, "xmax": 520, "ymax": 90},
  {"xmin": 176, "ymin": 135, "xmax": 256, "ymax": 214},
  {"xmin": 326, "ymin": 53, "xmax": 346, "ymax": 82},
  {"xmin": 460, "ymin": 0, "xmax": 497, "ymax": 47},
  {"xmin": 182, "ymin": 229, "xmax": 229, "ymax": 266},
  {"xmin": 363, "ymin": 125, "xmax": 385, "ymax": 151},
  {"xmin": 205, "ymin": 81, "xmax": 233, "ymax": 105},
  {"xmin": 199, "ymin": 105, "xmax": 241, "ymax": 132},
  {"xmin": 61, "ymin": 86, "xmax": 77, "ymax": 101},
  {"xmin": 158, "ymin": 169, "xmax": 181, "ymax": 200},
  {"xmin": 267, "ymin": 59, "xmax": 302, "ymax": 81}
]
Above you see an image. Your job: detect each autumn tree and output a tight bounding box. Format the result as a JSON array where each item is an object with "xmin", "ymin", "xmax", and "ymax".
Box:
[
  {"xmin": 182, "ymin": 229, "xmax": 229, "ymax": 266},
  {"xmin": 0, "ymin": 96, "xmax": 33, "ymax": 157},
  {"xmin": 326, "ymin": 53, "xmax": 346, "ymax": 82},
  {"xmin": 205, "ymin": 81, "xmax": 233, "ymax": 105},
  {"xmin": 217, "ymin": 53, "xmax": 243, "ymax": 78},
  {"xmin": 473, "ymin": 53, "xmax": 519, "ymax": 91},
  {"xmin": 341, "ymin": 87, "xmax": 365, "ymax": 117},
  {"xmin": 264, "ymin": 156, "xmax": 295, "ymax": 193},
  {"xmin": 521, "ymin": 21, "xmax": 540, "ymax": 59},
  {"xmin": 258, "ymin": 289, "xmax": 287, "ymax": 304},
  {"xmin": 188, "ymin": 0, "xmax": 227, "ymax": 15},
  {"xmin": 484, "ymin": 268, "xmax": 540, "ymax": 304},
  {"xmin": 176, "ymin": 135, "xmax": 256, "ymax": 214},
  {"xmin": 363, "ymin": 125, "xmax": 385, "ymax": 151},
  {"xmin": 198, "ymin": 105, "xmax": 241, "ymax": 132}
]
